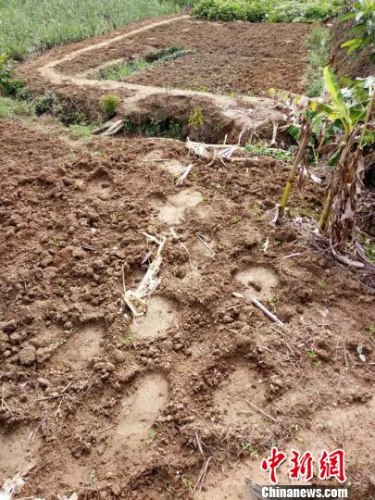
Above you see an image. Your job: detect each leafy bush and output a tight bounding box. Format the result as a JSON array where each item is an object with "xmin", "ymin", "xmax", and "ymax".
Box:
[
  {"xmin": 341, "ymin": 0, "xmax": 375, "ymax": 61},
  {"xmin": 193, "ymin": 0, "xmax": 343, "ymax": 23},
  {"xmin": 0, "ymin": 96, "xmax": 35, "ymax": 119},
  {"xmin": 101, "ymin": 94, "xmax": 121, "ymax": 118},
  {"xmin": 0, "ymin": 52, "xmax": 25, "ymax": 97}
]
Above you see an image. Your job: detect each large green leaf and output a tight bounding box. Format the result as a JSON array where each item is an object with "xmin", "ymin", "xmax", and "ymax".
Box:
[{"xmin": 323, "ymin": 66, "xmax": 351, "ymax": 132}]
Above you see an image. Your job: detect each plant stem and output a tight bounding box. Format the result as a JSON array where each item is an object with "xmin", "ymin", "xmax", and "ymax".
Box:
[
  {"xmin": 318, "ymin": 131, "xmax": 355, "ymax": 231},
  {"xmin": 279, "ymin": 121, "xmax": 311, "ymax": 217}
]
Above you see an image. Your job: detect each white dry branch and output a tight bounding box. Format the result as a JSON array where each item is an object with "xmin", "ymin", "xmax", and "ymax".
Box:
[
  {"xmin": 123, "ymin": 234, "xmax": 166, "ymax": 318},
  {"xmin": 186, "ymin": 137, "xmax": 241, "ymax": 165},
  {"xmin": 93, "ymin": 119, "xmax": 124, "ymax": 137},
  {"xmin": 175, "ymin": 163, "xmax": 193, "ymax": 186},
  {"xmin": 0, "ymin": 474, "xmax": 25, "ymax": 500}
]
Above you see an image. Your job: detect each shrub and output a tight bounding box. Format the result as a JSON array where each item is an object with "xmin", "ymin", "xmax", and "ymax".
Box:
[
  {"xmin": 101, "ymin": 94, "xmax": 121, "ymax": 118},
  {"xmin": 193, "ymin": 0, "xmax": 343, "ymax": 23}
]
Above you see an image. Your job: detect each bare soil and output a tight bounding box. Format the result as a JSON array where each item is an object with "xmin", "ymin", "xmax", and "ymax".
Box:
[
  {"xmin": 15, "ymin": 16, "xmax": 309, "ymax": 145},
  {"xmin": 0, "ymin": 119, "xmax": 374, "ymax": 499}
]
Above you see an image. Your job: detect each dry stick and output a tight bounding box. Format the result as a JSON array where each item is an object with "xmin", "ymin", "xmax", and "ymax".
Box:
[
  {"xmin": 194, "ymin": 456, "xmax": 212, "ymax": 494},
  {"xmin": 176, "ymin": 163, "xmax": 193, "ymax": 186},
  {"xmin": 245, "ymin": 400, "xmax": 278, "ymax": 424},
  {"xmin": 251, "ymin": 297, "xmax": 284, "ymax": 326},
  {"xmin": 318, "ymin": 131, "xmax": 356, "ymax": 231},
  {"xmin": 279, "ymin": 121, "xmax": 311, "ymax": 218},
  {"xmin": 197, "ymin": 233, "xmax": 216, "ymax": 257}
]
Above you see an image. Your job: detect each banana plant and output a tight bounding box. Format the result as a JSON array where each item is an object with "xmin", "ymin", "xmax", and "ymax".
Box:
[
  {"xmin": 312, "ymin": 67, "xmax": 374, "ymax": 230},
  {"xmin": 341, "ymin": 0, "xmax": 375, "ymax": 61}
]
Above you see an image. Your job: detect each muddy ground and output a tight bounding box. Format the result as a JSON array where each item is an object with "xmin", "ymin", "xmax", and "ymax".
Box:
[
  {"xmin": 1, "ymin": 11, "xmax": 375, "ymax": 500},
  {"xmin": 0, "ymin": 117, "xmax": 374, "ymax": 499}
]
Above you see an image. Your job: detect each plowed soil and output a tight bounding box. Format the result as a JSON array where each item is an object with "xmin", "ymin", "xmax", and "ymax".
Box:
[
  {"xmin": 1, "ymin": 119, "xmax": 374, "ymax": 499},
  {"xmin": 61, "ymin": 19, "xmax": 312, "ymax": 96}
]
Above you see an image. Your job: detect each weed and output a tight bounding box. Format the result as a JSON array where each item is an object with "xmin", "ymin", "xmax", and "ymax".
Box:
[
  {"xmin": 0, "ymin": 96, "xmax": 34, "ymax": 119},
  {"xmin": 240, "ymin": 440, "xmax": 258, "ymax": 456},
  {"xmin": 307, "ymin": 349, "xmax": 318, "ymax": 360},
  {"xmin": 144, "ymin": 427, "xmax": 157, "ymax": 444},
  {"xmin": 124, "ymin": 118, "xmax": 183, "ymax": 139},
  {"xmin": 305, "ymin": 27, "xmax": 330, "ymax": 97},
  {"xmin": 188, "ymin": 107, "xmax": 205, "ymax": 129},
  {"xmin": 98, "ymin": 47, "xmax": 192, "ymax": 81},
  {"xmin": 101, "ymin": 94, "xmax": 120, "ymax": 118},
  {"xmin": 34, "ymin": 92, "xmax": 56, "ymax": 115},
  {"xmin": 68, "ymin": 124, "xmax": 95, "ymax": 140},
  {"xmin": 317, "ymin": 278, "xmax": 326, "ymax": 289},
  {"xmin": 245, "ymin": 143, "xmax": 293, "ymax": 162},
  {"xmin": 364, "ymin": 239, "xmax": 375, "ymax": 263},
  {"xmin": 368, "ymin": 324, "xmax": 375, "ymax": 336},
  {"xmin": 99, "ymin": 59, "xmax": 151, "ymax": 80}
]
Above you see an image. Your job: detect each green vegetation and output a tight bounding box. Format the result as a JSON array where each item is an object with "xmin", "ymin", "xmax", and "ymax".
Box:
[
  {"xmin": 192, "ymin": 0, "xmax": 343, "ymax": 23},
  {"xmin": 0, "ymin": 96, "xmax": 34, "ymax": 119},
  {"xmin": 68, "ymin": 124, "xmax": 95, "ymax": 139},
  {"xmin": 98, "ymin": 47, "xmax": 193, "ymax": 80},
  {"xmin": 0, "ymin": 0, "xmax": 183, "ymax": 60},
  {"xmin": 341, "ymin": 0, "xmax": 375, "ymax": 61},
  {"xmin": 188, "ymin": 107, "xmax": 205, "ymax": 129},
  {"xmin": 101, "ymin": 94, "xmax": 121, "ymax": 118},
  {"xmin": 305, "ymin": 27, "xmax": 330, "ymax": 97},
  {"xmin": 245, "ymin": 143, "xmax": 294, "ymax": 162},
  {"xmin": 124, "ymin": 118, "xmax": 184, "ymax": 139},
  {"xmin": 273, "ymin": 67, "xmax": 374, "ymax": 263}
]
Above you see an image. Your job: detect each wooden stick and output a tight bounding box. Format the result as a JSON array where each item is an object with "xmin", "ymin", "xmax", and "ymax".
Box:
[
  {"xmin": 251, "ymin": 297, "xmax": 284, "ymax": 326},
  {"xmin": 245, "ymin": 400, "xmax": 278, "ymax": 423}
]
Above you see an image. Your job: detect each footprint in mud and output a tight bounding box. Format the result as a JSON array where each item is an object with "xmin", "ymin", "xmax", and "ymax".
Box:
[
  {"xmin": 141, "ymin": 150, "xmax": 187, "ymax": 178},
  {"xmin": 235, "ymin": 266, "xmax": 279, "ymax": 301},
  {"xmin": 0, "ymin": 427, "xmax": 39, "ymax": 481},
  {"xmin": 157, "ymin": 188, "xmax": 203, "ymax": 225},
  {"xmin": 54, "ymin": 322, "xmax": 103, "ymax": 367},
  {"xmin": 104, "ymin": 374, "xmax": 169, "ymax": 464},
  {"xmin": 214, "ymin": 364, "xmax": 267, "ymax": 427},
  {"xmin": 130, "ymin": 296, "xmax": 177, "ymax": 339}
]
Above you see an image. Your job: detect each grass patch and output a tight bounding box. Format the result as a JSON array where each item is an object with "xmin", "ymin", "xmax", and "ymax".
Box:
[
  {"xmin": 0, "ymin": 0, "xmax": 183, "ymax": 60},
  {"xmin": 98, "ymin": 47, "xmax": 193, "ymax": 80},
  {"xmin": 68, "ymin": 124, "xmax": 96, "ymax": 140},
  {"xmin": 305, "ymin": 27, "xmax": 330, "ymax": 97},
  {"xmin": 0, "ymin": 96, "xmax": 35, "ymax": 119},
  {"xmin": 124, "ymin": 118, "xmax": 184, "ymax": 139},
  {"xmin": 192, "ymin": 0, "xmax": 343, "ymax": 23},
  {"xmin": 245, "ymin": 143, "xmax": 294, "ymax": 162}
]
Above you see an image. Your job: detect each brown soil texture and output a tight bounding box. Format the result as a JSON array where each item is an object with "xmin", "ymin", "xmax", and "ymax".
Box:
[
  {"xmin": 62, "ymin": 19, "xmax": 313, "ymax": 96},
  {"xmin": 16, "ymin": 17, "xmax": 312, "ymax": 109},
  {"xmin": 1, "ymin": 119, "xmax": 375, "ymax": 499}
]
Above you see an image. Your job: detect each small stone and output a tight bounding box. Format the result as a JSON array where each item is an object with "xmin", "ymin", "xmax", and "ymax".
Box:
[
  {"xmin": 72, "ymin": 248, "xmax": 86, "ymax": 259},
  {"xmin": 9, "ymin": 333, "xmax": 22, "ymax": 345},
  {"xmin": 222, "ymin": 314, "xmax": 234, "ymax": 324},
  {"xmin": 163, "ymin": 341, "xmax": 173, "ymax": 352},
  {"xmin": 36, "ymin": 347, "xmax": 53, "ymax": 363},
  {"xmin": 37, "ymin": 377, "xmax": 51, "ymax": 388},
  {"xmin": 2, "ymin": 320, "xmax": 17, "ymax": 334},
  {"xmin": 19, "ymin": 345, "xmax": 36, "ymax": 366}
]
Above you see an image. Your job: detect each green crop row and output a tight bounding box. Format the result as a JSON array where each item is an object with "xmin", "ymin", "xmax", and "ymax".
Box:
[{"xmin": 192, "ymin": 0, "xmax": 343, "ymax": 23}]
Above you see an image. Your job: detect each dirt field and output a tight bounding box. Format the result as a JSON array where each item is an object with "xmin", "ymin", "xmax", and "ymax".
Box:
[
  {"xmin": 1, "ymin": 12, "xmax": 375, "ymax": 500},
  {"xmin": 0, "ymin": 117, "xmax": 374, "ymax": 499},
  {"xmin": 15, "ymin": 16, "xmax": 309, "ymax": 144}
]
